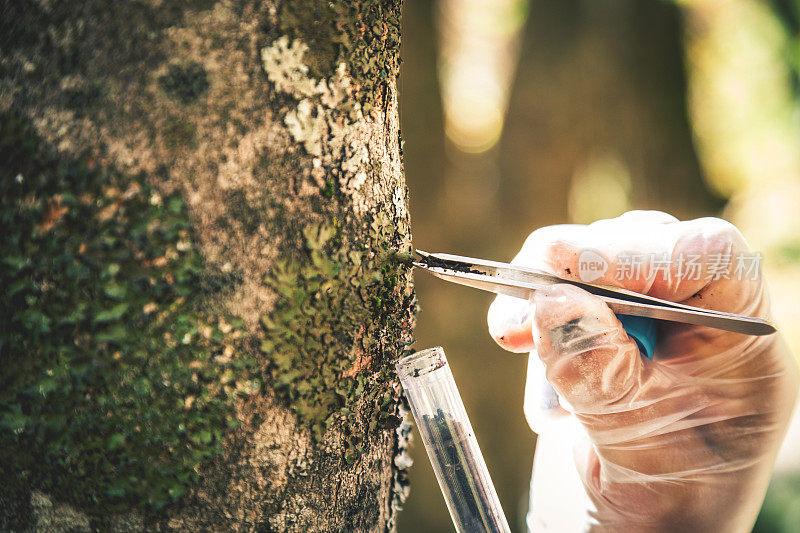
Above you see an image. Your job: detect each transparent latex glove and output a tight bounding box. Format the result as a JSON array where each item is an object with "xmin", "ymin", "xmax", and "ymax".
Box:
[{"xmin": 486, "ymin": 211, "xmax": 798, "ymax": 532}]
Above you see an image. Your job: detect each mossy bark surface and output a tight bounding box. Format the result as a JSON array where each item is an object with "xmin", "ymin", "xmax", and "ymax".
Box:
[{"xmin": 0, "ymin": 0, "xmax": 414, "ymax": 531}]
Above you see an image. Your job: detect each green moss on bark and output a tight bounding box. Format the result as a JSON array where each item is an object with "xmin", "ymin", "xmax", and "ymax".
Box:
[
  {"xmin": 0, "ymin": 111, "xmax": 258, "ymax": 514},
  {"xmin": 163, "ymin": 116, "xmax": 198, "ymax": 149},
  {"xmin": 260, "ymin": 213, "xmax": 414, "ymax": 461}
]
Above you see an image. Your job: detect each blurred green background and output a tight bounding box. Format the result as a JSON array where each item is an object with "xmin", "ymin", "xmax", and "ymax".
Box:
[{"xmin": 396, "ymin": 0, "xmax": 800, "ymax": 531}]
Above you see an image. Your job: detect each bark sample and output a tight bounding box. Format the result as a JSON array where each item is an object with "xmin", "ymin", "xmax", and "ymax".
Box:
[{"xmin": 0, "ymin": 0, "xmax": 415, "ymax": 531}]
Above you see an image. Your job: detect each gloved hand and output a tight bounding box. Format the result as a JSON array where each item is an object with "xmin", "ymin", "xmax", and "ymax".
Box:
[{"xmin": 487, "ymin": 211, "xmax": 798, "ymax": 532}]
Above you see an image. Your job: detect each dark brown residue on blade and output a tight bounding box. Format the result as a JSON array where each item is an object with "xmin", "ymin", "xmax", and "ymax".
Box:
[{"xmin": 416, "ymin": 253, "xmax": 484, "ymax": 275}]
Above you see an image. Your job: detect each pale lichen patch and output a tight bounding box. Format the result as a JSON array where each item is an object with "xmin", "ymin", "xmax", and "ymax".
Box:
[
  {"xmin": 320, "ymin": 64, "xmax": 351, "ymax": 109},
  {"xmin": 339, "ymin": 137, "xmax": 369, "ymax": 194},
  {"xmin": 32, "ymin": 109, "xmax": 98, "ymax": 155},
  {"xmin": 284, "ymin": 100, "xmax": 327, "ymax": 157},
  {"xmin": 30, "ymin": 491, "xmax": 90, "ymax": 532},
  {"xmin": 392, "ymin": 186, "xmax": 405, "ymax": 218},
  {"xmin": 261, "ymin": 36, "xmax": 372, "ymax": 196},
  {"xmin": 260, "ymin": 37, "xmax": 321, "ymax": 98}
]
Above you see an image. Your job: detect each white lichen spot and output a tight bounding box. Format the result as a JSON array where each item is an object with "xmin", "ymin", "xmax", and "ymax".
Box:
[
  {"xmin": 342, "ymin": 170, "xmax": 367, "ymax": 194},
  {"xmin": 261, "ymin": 37, "xmax": 350, "ymax": 106},
  {"xmin": 310, "ymin": 157, "xmax": 326, "ymax": 188},
  {"xmin": 260, "ymin": 36, "xmax": 320, "ymax": 98},
  {"xmin": 340, "ymin": 141, "xmax": 369, "ymax": 194},
  {"xmin": 284, "ymin": 100, "xmax": 326, "ymax": 157},
  {"xmin": 392, "ymin": 186, "xmax": 405, "ymax": 218},
  {"xmin": 394, "ymin": 449, "xmax": 413, "ymax": 470},
  {"xmin": 389, "ymin": 412, "xmax": 414, "ymax": 530},
  {"xmin": 261, "ymin": 36, "xmax": 371, "ymax": 198},
  {"xmin": 320, "ymin": 63, "xmax": 351, "ymax": 109}
]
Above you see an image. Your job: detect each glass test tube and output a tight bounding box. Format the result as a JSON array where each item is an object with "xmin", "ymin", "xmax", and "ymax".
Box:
[{"xmin": 396, "ymin": 347, "xmax": 510, "ymax": 533}]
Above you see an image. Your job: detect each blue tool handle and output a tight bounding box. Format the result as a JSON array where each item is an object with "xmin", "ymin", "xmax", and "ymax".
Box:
[{"xmin": 617, "ymin": 315, "xmax": 658, "ymax": 360}]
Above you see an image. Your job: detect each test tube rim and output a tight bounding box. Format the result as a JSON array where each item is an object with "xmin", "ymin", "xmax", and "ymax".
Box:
[{"xmin": 396, "ymin": 346, "xmax": 447, "ymax": 380}]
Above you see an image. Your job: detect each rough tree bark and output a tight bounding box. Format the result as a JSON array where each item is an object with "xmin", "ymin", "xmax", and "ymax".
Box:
[{"xmin": 0, "ymin": 0, "xmax": 415, "ymax": 531}]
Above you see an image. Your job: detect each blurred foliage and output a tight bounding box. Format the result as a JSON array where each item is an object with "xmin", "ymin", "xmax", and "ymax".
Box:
[
  {"xmin": 754, "ymin": 474, "xmax": 800, "ymax": 532},
  {"xmin": 0, "ymin": 111, "xmax": 259, "ymax": 513},
  {"xmin": 682, "ymin": 0, "xmax": 800, "ymax": 205},
  {"xmin": 437, "ymin": 0, "xmax": 528, "ymax": 152},
  {"xmin": 730, "ymin": 1, "xmax": 800, "ymax": 530},
  {"xmin": 769, "ymin": 0, "xmax": 800, "ymax": 98}
]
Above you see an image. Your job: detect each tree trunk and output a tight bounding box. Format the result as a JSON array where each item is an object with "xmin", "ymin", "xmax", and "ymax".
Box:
[{"xmin": 0, "ymin": 1, "xmax": 415, "ymax": 531}]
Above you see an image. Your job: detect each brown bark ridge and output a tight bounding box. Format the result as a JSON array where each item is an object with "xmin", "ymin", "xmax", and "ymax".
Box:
[{"xmin": 0, "ymin": 0, "xmax": 415, "ymax": 531}]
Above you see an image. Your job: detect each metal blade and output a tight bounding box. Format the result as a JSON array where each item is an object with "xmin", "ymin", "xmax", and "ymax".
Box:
[{"xmin": 413, "ymin": 250, "xmax": 777, "ymax": 336}]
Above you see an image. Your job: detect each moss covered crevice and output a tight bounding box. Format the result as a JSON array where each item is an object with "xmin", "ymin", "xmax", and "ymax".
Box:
[{"xmin": 0, "ymin": 111, "xmax": 259, "ymax": 515}]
